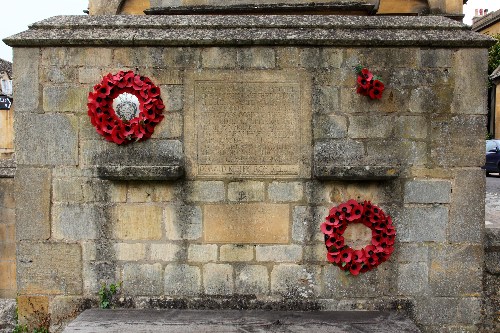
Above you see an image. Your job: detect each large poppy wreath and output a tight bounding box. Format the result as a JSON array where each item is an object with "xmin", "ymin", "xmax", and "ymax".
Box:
[
  {"xmin": 87, "ymin": 71, "xmax": 165, "ymax": 145},
  {"xmin": 321, "ymin": 199, "xmax": 396, "ymax": 276}
]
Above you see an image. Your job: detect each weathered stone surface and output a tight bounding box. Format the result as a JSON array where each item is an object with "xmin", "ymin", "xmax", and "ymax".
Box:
[
  {"xmin": 397, "ymin": 206, "xmax": 448, "ymax": 242},
  {"xmin": 41, "ymin": 47, "xmax": 112, "ymax": 67},
  {"xmin": 95, "ymin": 166, "xmax": 184, "ymax": 181},
  {"xmin": 203, "ymin": 263, "xmax": 234, "ymax": 295},
  {"xmin": 404, "ymin": 179, "xmax": 451, "ymax": 204},
  {"xmin": 238, "ymin": 48, "xmax": 276, "ymax": 69},
  {"xmin": 160, "ymin": 85, "xmax": 184, "ymax": 112},
  {"xmin": 15, "ymin": 167, "xmax": 51, "ymax": 240},
  {"xmin": 15, "ymin": 113, "xmax": 78, "ymax": 165},
  {"xmin": 314, "ymin": 140, "xmax": 364, "ymax": 167},
  {"xmin": 164, "ymin": 264, "xmax": 200, "ymax": 296},
  {"xmin": 165, "ymin": 205, "xmax": 202, "ymax": 240},
  {"xmin": 227, "ymin": 181, "xmax": 265, "ymax": 202},
  {"xmin": 185, "ymin": 70, "xmax": 311, "ymax": 179},
  {"xmin": 235, "ymin": 265, "xmax": 269, "ymax": 295},
  {"xmin": 395, "ymin": 116, "xmax": 428, "ymax": 139},
  {"xmin": 428, "ymin": 244, "xmax": 483, "ymax": 297},
  {"xmin": 154, "ymin": 112, "xmax": 183, "ymax": 139},
  {"xmin": 150, "ymin": 243, "xmax": 183, "ymax": 262},
  {"xmin": 271, "ymin": 264, "xmax": 320, "ymax": 298},
  {"xmin": 322, "ymin": 265, "xmax": 389, "ymax": 298},
  {"xmin": 17, "ymin": 296, "xmax": 49, "ymax": 327},
  {"xmin": 114, "ymin": 243, "xmax": 146, "ymax": 261},
  {"xmin": 185, "ymin": 181, "xmax": 225, "ymax": 202},
  {"xmin": 448, "ymin": 169, "xmax": 484, "ymax": 243},
  {"xmin": 313, "ymin": 114, "xmax": 346, "ymax": 138},
  {"xmin": 394, "ymin": 243, "xmax": 428, "ymax": 263},
  {"xmin": 188, "ymin": 244, "xmax": 218, "ymax": 262},
  {"xmin": 0, "ymin": 299, "xmax": 16, "ymax": 333},
  {"xmin": 112, "ymin": 204, "xmax": 163, "ymax": 240},
  {"xmin": 397, "ymin": 263, "xmax": 429, "ymax": 296},
  {"xmin": 312, "ymin": 85, "xmax": 340, "ymax": 114},
  {"xmin": 201, "ymin": 48, "xmax": 237, "ymax": 69},
  {"xmin": 41, "ymin": 66, "xmax": 78, "ymax": 84},
  {"xmin": 13, "ymin": 48, "xmax": 40, "ymax": 112},
  {"xmin": 43, "ymin": 85, "xmax": 88, "ymax": 113},
  {"xmin": 49, "ymin": 296, "xmax": 95, "ymax": 333},
  {"xmin": 256, "ymin": 245, "xmax": 302, "ymax": 262},
  {"xmin": 268, "ymin": 182, "xmax": 303, "ymax": 202},
  {"xmin": 123, "ymin": 264, "xmax": 163, "ymax": 296},
  {"xmin": 204, "ymin": 204, "xmax": 289, "ymax": 244},
  {"xmin": 17, "ymin": 242, "xmax": 82, "ymax": 295},
  {"xmin": 219, "ymin": 245, "xmax": 254, "ymax": 262},
  {"xmin": 52, "ymin": 204, "xmax": 106, "ymax": 241},
  {"xmin": 292, "ymin": 206, "xmax": 326, "ymax": 244},
  {"xmin": 348, "ymin": 116, "xmax": 394, "ymax": 139}
]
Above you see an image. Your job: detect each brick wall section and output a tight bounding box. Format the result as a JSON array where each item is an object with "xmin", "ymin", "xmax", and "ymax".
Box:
[{"xmin": 10, "ymin": 39, "xmax": 489, "ymax": 332}]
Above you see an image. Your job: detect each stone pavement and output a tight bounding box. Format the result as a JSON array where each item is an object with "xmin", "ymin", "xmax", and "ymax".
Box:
[
  {"xmin": 62, "ymin": 309, "xmax": 421, "ymax": 333},
  {"xmin": 486, "ymin": 175, "xmax": 500, "ymax": 229}
]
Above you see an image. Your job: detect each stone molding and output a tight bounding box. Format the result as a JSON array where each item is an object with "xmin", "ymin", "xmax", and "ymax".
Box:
[{"xmin": 4, "ymin": 15, "xmax": 494, "ymax": 48}]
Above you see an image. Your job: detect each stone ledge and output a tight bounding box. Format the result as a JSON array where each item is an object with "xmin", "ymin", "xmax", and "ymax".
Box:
[
  {"xmin": 0, "ymin": 157, "xmax": 16, "ymax": 178},
  {"xmin": 93, "ymin": 165, "xmax": 184, "ymax": 181},
  {"xmin": 485, "ymin": 227, "xmax": 500, "ymax": 251},
  {"xmin": 4, "ymin": 15, "xmax": 494, "ymax": 48},
  {"xmin": 62, "ymin": 309, "xmax": 421, "ymax": 333},
  {"xmin": 314, "ymin": 165, "xmax": 400, "ymax": 180}
]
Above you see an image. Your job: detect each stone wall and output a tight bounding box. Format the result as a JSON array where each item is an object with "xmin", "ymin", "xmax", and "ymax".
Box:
[
  {"xmin": 484, "ymin": 228, "xmax": 500, "ymax": 333},
  {"xmin": 0, "ymin": 176, "xmax": 15, "ymax": 299},
  {"xmin": 4, "ymin": 15, "xmax": 493, "ymax": 332}
]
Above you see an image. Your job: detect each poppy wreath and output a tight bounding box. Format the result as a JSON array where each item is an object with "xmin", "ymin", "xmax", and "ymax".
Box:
[
  {"xmin": 355, "ymin": 65, "xmax": 385, "ymax": 100},
  {"xmin": 321, "ymin": 199, "xmax": 396, "ymax": 276},
  {"xmin": 87, "ymin": 71, "xmax": 165, "ymax": 145}
]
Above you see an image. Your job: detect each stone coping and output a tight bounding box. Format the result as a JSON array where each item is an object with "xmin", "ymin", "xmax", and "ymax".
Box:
[
  {"xmin": 62, "ymin": 309, "xmax": 421, "ymax": 333},
  {"xmin": 145, "ymin": 2, "xmax": 378, "ymax": 15},
  {"xmin": 4, "ymin": 15, "xmax": 494, "ymax": 48}
]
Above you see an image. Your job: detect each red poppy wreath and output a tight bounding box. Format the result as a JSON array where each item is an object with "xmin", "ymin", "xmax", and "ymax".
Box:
[
  {"xmin": 87, "ymin": 71, "xmax": 165, "ymax": 145},
  {"xmin": 321, "ymin": 199, "xmax": 396, "ymax": 276}
]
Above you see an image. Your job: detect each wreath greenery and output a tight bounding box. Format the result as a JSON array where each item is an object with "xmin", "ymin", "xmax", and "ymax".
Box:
[
  {"xmin": 321, "ymin": 199, "xmax": 396, "ymax": 276},
  {"xmin": 87, "ymin": 71, "xmax": 165, "ymax": 145}
]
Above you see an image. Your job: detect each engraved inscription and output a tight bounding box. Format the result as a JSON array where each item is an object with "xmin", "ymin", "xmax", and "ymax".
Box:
[{"xmin": 194, "ymin": 81, "xmax": 301, "ymax": 177}]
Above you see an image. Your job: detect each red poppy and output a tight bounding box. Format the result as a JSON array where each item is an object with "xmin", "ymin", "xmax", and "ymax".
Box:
[
  {"xmin": 357, "ymin": 75, "xmax": 371, "ymax": 90},
  {"xmin": 360, "ymin": 68, "xmax": 373, "ymax": 81},
  {"xmin": 349, "ymin": 262, "xmax": 362, "ymax": 276},
  {"xmin": 352, "ymin": 250, "xmax": 365, "ymax": 263},
  {"xmin": 372, "ymin": 79, "xmax": 385, "ymax": 91},
  {"xmin": 340, "ymin": 248, "xmax": 353, "ymax": 263},
  {"xmin": 369, "ymin": 87, "xmax": 383, "ymax": 100}
]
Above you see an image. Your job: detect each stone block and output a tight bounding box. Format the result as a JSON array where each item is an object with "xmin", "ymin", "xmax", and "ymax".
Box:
[
  {"xmin": 421, "ymin": 49, "xmax": 453, "ymax": 68},
  {"xmin": 17, "ymin": 296, "xmax": 49, "ymax": 327},
  {"xmin": 162, "ymin": 47, "xmax": 201, "ymax": 69},
  {"xmin": 41, "ymin": 66, "xmax": 78, "ymax": 84},
  {"xmin": 164, "ymin": 264, "xmax": 201, "ymax": 296},
  {"xmin": 409, "ymin": 86, "xmax": 453, "ymax": 114},
  {"xmin": 413, "ymin": 297, "xmax": 460, "ymax": 325},
  {"xmin": 268, "ymin": 181, "xmax": 303, "ymax": 202},
  {"xmin": 52, "ymin": 204, "xmax": 105, "ymax": 241},
  {"xmin": 43, "ymin": 85, "xmax": 89, "ymax": 113},
  {"xmin": 13, "ymin": 48, "xmax": 40, "ymax": 112},
  {"xmin": 227, "ymin": 181, "xmax": 265, "ymax": 202},
  {"xmin": 78, "ymin": 67, "xmax": 102, "ymax": 84},
  {"xmin": 204, "ymin": 204, "xmax": 289, "ymax": 244},
  {"xmin": 203, "ymin": 263, "xmax": 234, "ymax": 295},
  {"xmin": 292, "ymin": 205, "xmax": 329, "ymax": 243},
  {"xmin": 271, "ymin": 264, "xmax": 320, "ymax": 298},
  {"xmin": 299, "ymin": 48, "xmax": 342, "ymax": 69},
  {"xmin": 123, "ymin": 263, "xmax": 163, "ymax": 296},
  {"xmin": 430, "ymin": 115, "xmax": 484, "ymax": 168},
  {"xmin": 0, "ymin": 261, "xmax": 15, "ymax": 290},
  {"xmin": 276, "ymin": 47, "xmax": 300, "ymax": 68},
  {"xmin": 397, "ymin": 206, "xmax": 448, "ymax": 242},
  {"xmin": 152, "ymin": 184, "xmax": 179, "ymax": 202},
  {"xmin": 201, "ymin": 48, "xmax": 237, "ymax": 69},
  {"xmin": 457, "ymin": 297, "xmax": 482, "ymax": 325},
  {"xmin": 322, "ymin": 264, "xmax": 390, "ymax": 298},
  {"xmin": 15, "ymin": 113, "xmax": 78, "ymax": 165},
  {"xmin": 397, "ymin": 263, "xmax": 429, "ymax": 296},
  {"xmin": 365, "ymin": 140, "xmax": 427, "ymax": 167},
  {"xmin": 141, "ymin": 68, "xmax": 183, "ymax": 85},
  {"xmin": 393, "ymin": 243, "xmax": 428, "ymax": 263},
  {"xmin": 42, "ymin": 48, "xmax": 112, "ymax": 67},
  {"xmin": 304, "ymin": 244, "xmax": 329, "ymax": 263},
  {"xmin": 452, "ymin": 49, "xmax": 488, "ymax": 115},
  {"xmin": 150, "ymin": 243, "xmax": 184, "ymax": 262},
  {"xmin": 165, "ymin": 205, "xmax": 202, "ymax": 240},
  {"xmin": 314, "ymin": 140, "xmax": 364, "ymax": 167},
  {"xmin": 154, "ymin": 112, "xmax": 183, "ymax": 139},
  {"xmin": 49, "ymin": 296, "xmax": 94, "ymax": 333},
  {"xmin": 17, "ymin": 242, "xmax": 82, "ymax": 295},
  {"xmin": 188, "ymin": 244, "xmax": 218, "ymax": 262},
  {"xmin": 52, "ymin": 178, "xmax": 84, "ymax": 203},
  {"xmin": 448, "ymin": 169, "xmax": 484, "ymax": 243},
  {"xmin": 15, "ymin": 167, "xmax": 51, "ymax": 240},
  {"xmin": 313, "ymin": 114, "xmax": 347, "ymax": 139},
  {"xmin": 235, "ymin": 265, "xmax": 269, "ymax": 295},
  {"xmin": 127, "ymin": 182, "xmax": 155, "ymax": 202},
  {"xmin": 404, "ymin": 179, "xmax": 451, "ymax": 204},
  {"xmin": 81, "ymin": 139, "xmax": 182, "ymax": 167},
  {"xmin": 0, "ymin": 242, "xmax": 15, "ymax": 262},
  {"xmin": 256, "ymin": 245, "xmax": 302, "ymax": 262},
  {"xmin": 219, "ymin": 245, "xmax": 254, "ymax": 262},
  {"xmin": 112, "ymin": 204, "xmax": 163, "ymax": 240},
  {"xmin": 429, "ymin": 244, "xmax": 483, "ymax": 296},
  {"xmin": 238, "ymin": 48, "xmax": 276, "ymax": 69},
  {"xmin": 82, "ymin": 261, "xmax": 119, "ymax": 295},
  {"xmin": 160, "ymin": 85, "xmax": 184, "ymax": 112},
  {"xmin": 114, "ymin": 243, "xmax": 146, "ymax": 261},
  {"xmin": 348, "ymin": 116, "xmax": 394, "ymax": 139},
  {"xmin": 185, "ymin": 181, "xmax": 225, "ymax": 202},
  {"xmin": 395, "ymin": 116, "xmax": 428, "ymax": 139},
  {"xmin": 113, "ymin": 47, "xmax": 162, "ymax": 68},
  {"xmin": 312, "ymin": 85, "xmax": 340, "ymax": 114}
]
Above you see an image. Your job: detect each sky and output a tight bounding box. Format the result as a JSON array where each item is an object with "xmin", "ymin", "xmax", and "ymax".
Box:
[{"xmin": 0, "ymin": 0, "xmax": 499, "ymax": 62}]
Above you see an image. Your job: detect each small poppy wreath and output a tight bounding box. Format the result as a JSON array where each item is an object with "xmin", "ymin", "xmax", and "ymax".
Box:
[
  {"xmin": 321, "ymin": 199, "xmax": 396, "ymax": 276},
  {"xmin": 355, "ymin": 65, "xmax": 385, "ymax": 100},
  {"xmin": 87, "ymin": 71, "xmax": 165, "ymax": 145}
]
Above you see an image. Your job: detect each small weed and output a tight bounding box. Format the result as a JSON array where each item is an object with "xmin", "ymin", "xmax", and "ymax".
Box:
[{"xmin": 99, "ymin": 281, "xmax": 122, "ymax": 309}]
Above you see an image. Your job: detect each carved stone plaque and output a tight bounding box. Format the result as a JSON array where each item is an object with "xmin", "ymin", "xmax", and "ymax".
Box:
[{"xmin": 185, "ymin": 71, "xmax": 311, "ymax": 179}]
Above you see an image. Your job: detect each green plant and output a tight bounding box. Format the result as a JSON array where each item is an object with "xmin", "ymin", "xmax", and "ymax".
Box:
[
  {"xmin": 489, "ymin": 34, "xmax": 500, "ymax": 75},
  {"xmin": 99, "ymin": 281, "xmax": 122, "ymax": 309}
]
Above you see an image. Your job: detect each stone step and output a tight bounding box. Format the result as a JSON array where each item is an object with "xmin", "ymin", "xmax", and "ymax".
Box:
[{"xmin": 63, "ymin": 309, "xmax": 421, "ymax": 333}]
